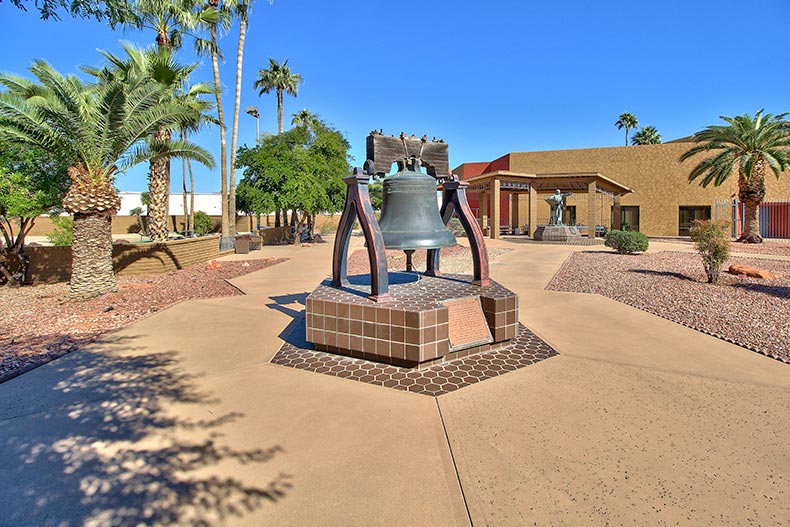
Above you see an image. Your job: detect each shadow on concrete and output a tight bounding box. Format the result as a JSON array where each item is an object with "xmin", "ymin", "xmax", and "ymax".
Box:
[
  {"xmin": 267, "ymin": 293, "xmax": 309, "ymax": 347},
  {"xmin": 307, "ymin": 272, "xmax": 419, "ymax": 301},
  {"xmin": 0, "ymin": 334, "xmax": 291, "ymax": 526}
]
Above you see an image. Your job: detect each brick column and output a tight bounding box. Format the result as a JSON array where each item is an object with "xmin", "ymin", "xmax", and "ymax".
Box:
[
  {"xmin": 480, "ymin": 190, "xmax": 489, "ymax": 235},
  {"xmin": 613, "ymin": 194, "xmax": 622, "ymax": 230},
  {"xmin": 491, "ymin": 178, "xmax": 500, "ymax": 239},
  {"xmin": 510, "ymin": 193, "xmax": 519, "ymax": 234},
  {"xmin": 587, "ymin": 180, "xmax": 597, "ymax": 239},
  {"xmin": 528, "ymin": 187, "xmax": 538, "ymax": 238}
]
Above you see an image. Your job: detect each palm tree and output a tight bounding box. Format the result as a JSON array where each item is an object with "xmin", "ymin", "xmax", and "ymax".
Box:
[
  {"xmin": 123, "ymin": 0, "xmax": 204, "ymax": 48},
  {"xmin": 254, "ymin": 58, "xmax": 303, "ymax": 134},
  {"xmin": 631, "ymin": 125, "xmax": 662, "ymax": 145},
  {"xmin": 291, "ymin": 109, "xmax": 319, "ymax": 130},
  {"xmin": 680, "ymin": 110, "xmax": 790, "ymax": 243},
  {"xmin": 615, "ymin": 112, "xmax": 638, "ymax": 146},
  {"xmin": 228, "ymin": 0, "xmax": 272, "ymax": 236},
  {"xmin": 85, "ymin": 43, "xmax": 211, "ymax": 242},
  {"xmin": 120, "ymin": 0, "xmax": 218, "ymax": 241},
  {"xmin": 195, "ymin": 0, "xmax": 232, "ymax": 240},
  {"xmin": 175, "ymin": 79, "xmax": 219, "ymax": 233},
  {"xmin": 0, "ymin": 59, "xmax": 214, "ymax": 298}
]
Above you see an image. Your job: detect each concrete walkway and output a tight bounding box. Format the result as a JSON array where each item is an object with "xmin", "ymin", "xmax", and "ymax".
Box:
[{"xmin": 0, "ymin": 239, "xmax": 788, "ymax": 526}]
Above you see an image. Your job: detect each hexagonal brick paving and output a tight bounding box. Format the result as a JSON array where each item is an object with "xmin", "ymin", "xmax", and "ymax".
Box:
[{"xmin": 271, "ymin": 319, "xmax": 558, "ymax": 397}]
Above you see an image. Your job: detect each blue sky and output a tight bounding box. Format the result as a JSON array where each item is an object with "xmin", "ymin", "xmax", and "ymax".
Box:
[{"xmin": 1, "ymin": 0, "xmax": 789, "ymax": 192}]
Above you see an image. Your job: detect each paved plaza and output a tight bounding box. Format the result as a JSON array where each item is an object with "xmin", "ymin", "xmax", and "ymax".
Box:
[{"xmin": 0, "ymin": 238, "xmax": 788, "ymax": 526}]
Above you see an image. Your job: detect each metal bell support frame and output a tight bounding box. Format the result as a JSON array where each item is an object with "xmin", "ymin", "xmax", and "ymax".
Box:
[
  {"xmin": 331, "ymin": 167, "xmax": 391, "ymax": 302},
  {"xmin": 331, "ymin": 133, "xmax": 490, "ymax": 301}
]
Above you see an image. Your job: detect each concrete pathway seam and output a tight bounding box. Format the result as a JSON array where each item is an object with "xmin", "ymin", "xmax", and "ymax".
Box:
[{"xmin": 435, "ymin": 396, "xmax": 474, "ymax": 527}]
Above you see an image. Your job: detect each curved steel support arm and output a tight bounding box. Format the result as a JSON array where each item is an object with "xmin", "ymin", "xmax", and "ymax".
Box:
[
  {"xmin": 331, "ymin": 168, "xmax": 391, "ymax": 301},
  {"xmin": 426, "ymin": 178, "xmax": 490, "ymax": 286}
]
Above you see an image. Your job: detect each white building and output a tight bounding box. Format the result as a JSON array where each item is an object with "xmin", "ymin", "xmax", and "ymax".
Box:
[{"xmin": 118, "ymin": 192, "xmax": 224, "ymax": 216}]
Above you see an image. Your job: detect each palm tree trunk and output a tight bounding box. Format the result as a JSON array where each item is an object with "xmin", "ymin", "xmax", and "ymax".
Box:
[
  {"xmin": 277, "ymin": 88, "xmax": 284, "ymax": 134},
  {"xmin": 69, "ymin": 212, "xmax": 116, "ymax": 299},
  {"xmin": 740, "ymin": 200, "xmax": 762, "ymax": 243},
  {"xmin": 188, "ymin": 157, "xmax": 195, "ymax": 234},
  {"xmin": 210, "ymin": 25, "xmax": 230, "ymax": 239},
  {"xmin": 228, "ymin": 19, "xmax": 249, "ymax": 238},
  {"xmin": 625, "ymin": 128, "xmax": 629, "ymax": 146},
  {"xmin": 147, "ymin": 126, "xmax": 171, "ymax": 242},
  {"xmin": 737, "ymin": 164, "xmax": 766, "ymax": 243},
  {"xmin": 181, "ymin": 130, "xmax": 189, "ymax": 233}
]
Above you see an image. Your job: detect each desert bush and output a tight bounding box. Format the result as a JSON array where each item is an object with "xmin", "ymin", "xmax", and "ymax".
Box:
[
  {"xmin": 447, "ymin": 217, "xmax": 467, "ymax": 237},
  {"xmin": 604, "ymin": 229, "xmax": 648, "ymax": 254},
  {"xmin": 319, "ymin": 219, "xmax": 338, "ymax": 235},
  {"xmin": 689, "ymin": 220, "xmax": 730, "ymax": 283},
  {"xmin": 46, "ymin": 215, "xmax": 73, "ymax": 246},
  {"xmin": 193, "ymin": 211, "xmax": 212, "ymax": 236}
]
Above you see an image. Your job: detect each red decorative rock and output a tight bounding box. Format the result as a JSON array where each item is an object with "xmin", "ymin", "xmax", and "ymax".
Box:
[{"xmin": 727, "ymin": 264, "xmax": 778, "ymax": 280}]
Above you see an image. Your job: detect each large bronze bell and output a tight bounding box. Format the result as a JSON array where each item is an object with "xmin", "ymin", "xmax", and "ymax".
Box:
[{"xmin": 377, "ymin": 158, "xmax": 456, "ymax": 250}]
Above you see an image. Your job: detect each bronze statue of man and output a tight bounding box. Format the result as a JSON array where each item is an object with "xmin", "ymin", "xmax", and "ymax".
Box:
[{"xmin": 545, "ymin": 189, "xmax": 573, "ymax": 226}]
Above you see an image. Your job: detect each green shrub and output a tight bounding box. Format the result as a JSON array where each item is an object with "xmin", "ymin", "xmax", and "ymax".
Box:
[
  {"xmin": 193, "ymin": 210, "xmax": 212, "ymax": 236},
  {"xmin": 604, "ymin": 229, "xmax": 648, "ymax": 254},
  {"xmin": 447, "ymin": 217, "xmax": 467, "ymax": 237},
  {"xmin": 46, "ymin": 215, "xmax": 73, "ymax": 246},
  {"xmin": 689, "ymin": 220, "xmax": 730, "ymax": 283},
  {"xmin": 319, "ymin": 219, "xmax": 338, "ymax": 235}
]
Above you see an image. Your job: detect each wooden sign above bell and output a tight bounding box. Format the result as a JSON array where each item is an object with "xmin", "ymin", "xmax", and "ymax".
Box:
[{"xmin": 365, "ymin": 132, "xmax": 449, "ymax": 179}]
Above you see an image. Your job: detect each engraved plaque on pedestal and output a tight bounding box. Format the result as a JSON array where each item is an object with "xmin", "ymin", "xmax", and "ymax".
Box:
[{"xmin": 442, "ymin": 297, "xmax": 493, "ymax": 351}]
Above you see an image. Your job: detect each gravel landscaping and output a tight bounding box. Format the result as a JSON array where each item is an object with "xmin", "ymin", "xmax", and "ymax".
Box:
[
  {"xmin": 547, "ymin": 251, "xmax": 790, "ymax": 362},
  {"xmin": 651, "ymin": 237, "xmax": 790, "ymax": 256},
  {"xmin": 0, "ymin": 258, "xmax": 286, "ymax": 381}
]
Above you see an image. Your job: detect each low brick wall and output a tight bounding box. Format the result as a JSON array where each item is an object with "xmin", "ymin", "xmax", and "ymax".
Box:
[
  {"xmin": 258, "ymin": 227, "xmax": 291, "ymax": 245},
  {"xmin": 113, "ymin": 235, "xmax": 221, "ymax": 276},
  {"xmin": 25, "ymin": 246, "xmax": 72, "ymax": 283},
  {"xmin": 24, "ymin": 235, "xmax": 222, "ymax": 283}
]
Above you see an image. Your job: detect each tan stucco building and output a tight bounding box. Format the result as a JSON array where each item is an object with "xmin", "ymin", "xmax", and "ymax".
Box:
[{"xmin": 455, "ymin": 142, "xmax": 790, "ymax": 238}]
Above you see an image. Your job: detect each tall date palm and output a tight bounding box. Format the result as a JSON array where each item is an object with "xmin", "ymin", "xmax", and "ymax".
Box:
[
  {"xmin": 0, "ymin": 60, "xmax": 214, "ymax": 298},
  {"xmin": 121, "ymin": 0, "xmax": 219, "ymax": 241},
  {"xmin": 680, "ymin": 110, "xmax": 790, "ymax": 243},
  {"xmin": 85, "ymin": 43, "xmax": 213, "ymax": 241},
  {"xmin": 175, "ymin": 79, "xmax": 219, "ymax": 232}
]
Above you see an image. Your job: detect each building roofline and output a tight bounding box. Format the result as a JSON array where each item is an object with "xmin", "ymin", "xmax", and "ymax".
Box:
[{"xmin": 463, "ymin": 170, "xmax": 633, "ymax": 194}]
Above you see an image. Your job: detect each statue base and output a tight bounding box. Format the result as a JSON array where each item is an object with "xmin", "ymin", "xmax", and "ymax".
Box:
[
  {"xmin": 305, "ymin": 273, "xmax": 517, "ymax": 368},
  {"xmin": 533, "ymin": 225, "xmax": 582, "ymax": 242}
]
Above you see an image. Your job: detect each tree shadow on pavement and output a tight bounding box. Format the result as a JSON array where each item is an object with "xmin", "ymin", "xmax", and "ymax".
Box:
[{"xmin": 0, "ymin": 334, "xmax": 291, "ymax": 526}]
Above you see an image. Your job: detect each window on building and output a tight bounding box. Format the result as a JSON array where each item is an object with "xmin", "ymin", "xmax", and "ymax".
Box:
[
  {"xmin": 611, "ymin": 206, "xmax": 640, "ymax": 231},
  {"xmin": 678, "ymin": 206, "xmax": 711, "ymax": 236}
]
